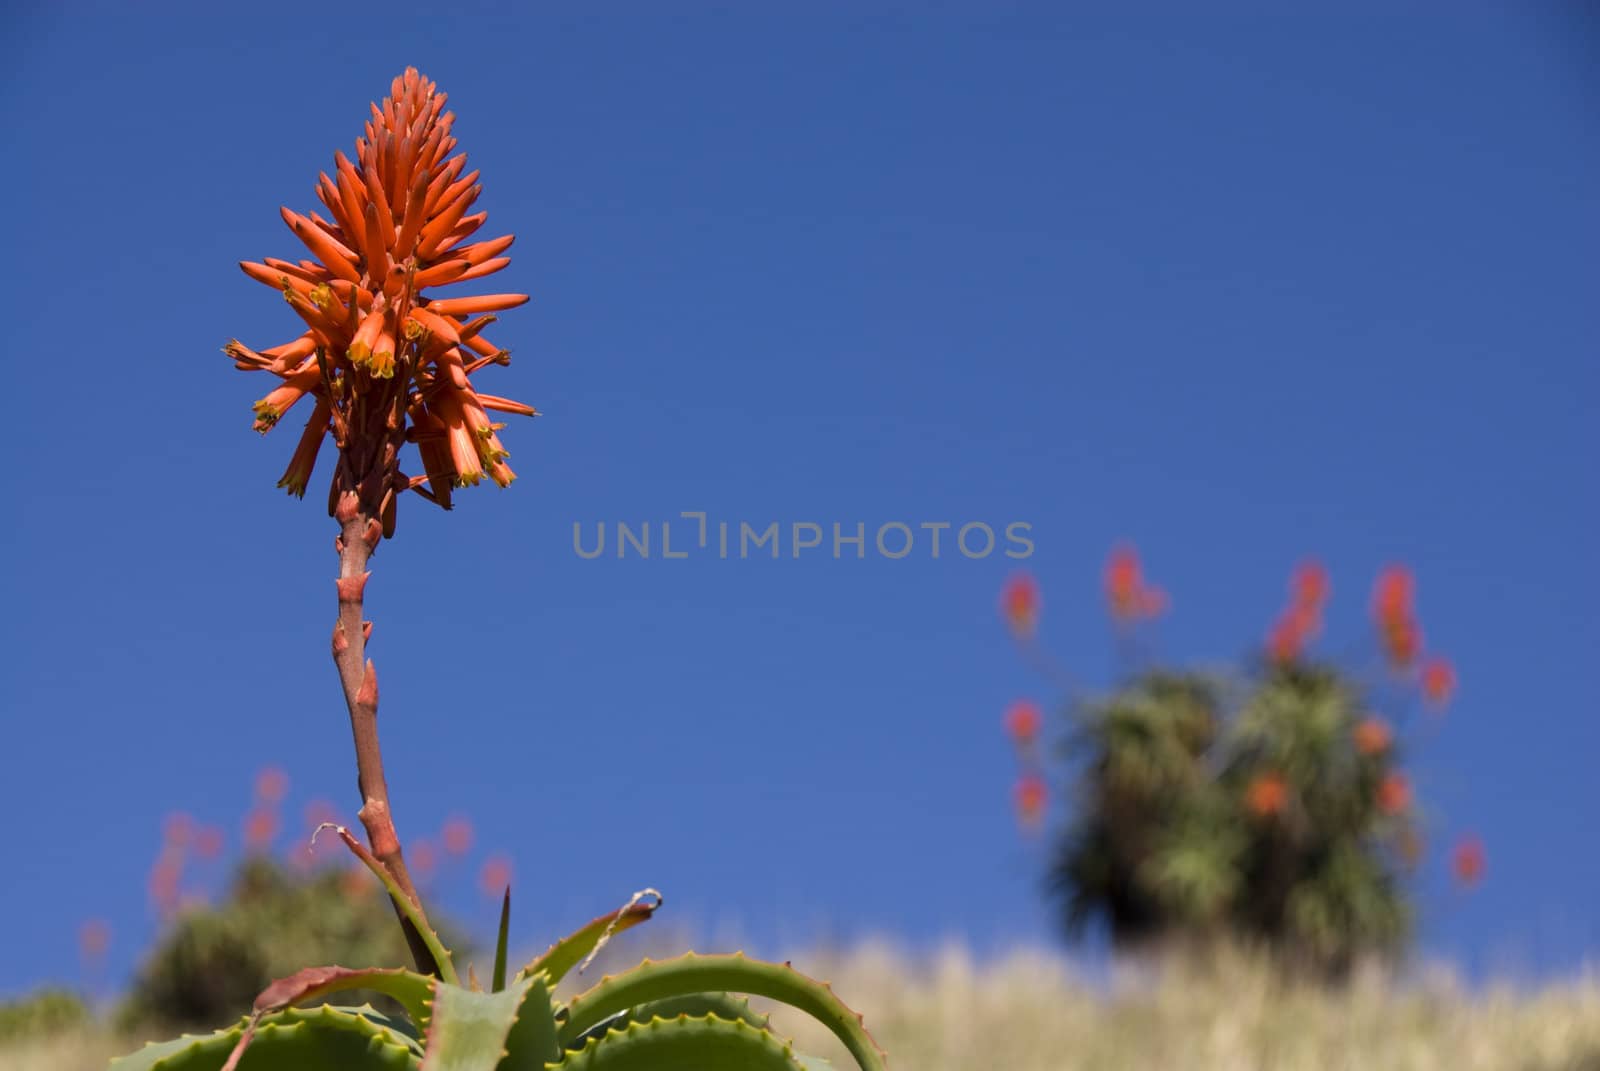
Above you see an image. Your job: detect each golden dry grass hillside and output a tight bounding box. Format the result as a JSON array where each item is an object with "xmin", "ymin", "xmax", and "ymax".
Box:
[{"xmin": 11, "ymin": 942, "xmax": 1600, "ymax": 1071}]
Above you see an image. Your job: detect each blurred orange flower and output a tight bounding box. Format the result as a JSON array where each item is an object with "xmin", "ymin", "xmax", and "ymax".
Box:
[
  {"xmin": 1000, "ymin": 573, "xmax": 1041, "ymax": 638},
  {"xmin": 1291, "ymin": 559, "xmax": 1330, "ymax": 612},
  {"xmin": 1451, "ymin": 834, "xmax": 1486, "ymax": 887},
  {"xmin": 147, "ymin": 855, "xmax": 181, "ymax": 917},
  {"xmin": 1245, "ymin": 772, "xmax": 1289, "ymax": 818},
  {"xmin": 1421, "ymin": 656, "xmax": 1457, "ymax": 708},
  {"xmin": 1353, "ymin": 716, "xmax": 1393, "ymax": 757},
  {"xmin": 1371, "ymin": 564, "xmax": 1415, "ymax": 625},
  {"xmin": 1371, "ymin": 565, "xmax": 1423, "ymax": 668},
  {"xmin": 78, "ymin": 918, "xmax": 111, "ymax": 961},
  {"xmin": 304, "ymin": 798, "xmax": 339, "ymax": 831},
  {"xmin": 442, "ymin": 815, "xmax": 474, "ymax": 856},
  {"xmin": 1376, "ymin": 771, "xmax": 1411, "ymax": 815},
  {"xmin": 1267, "ymin": 606, "xmax": 1318, "ymax": 665},
  {"xmin": 194, "ymin": 825, "xmax": 225, "ymax": 861},
  {"xmin": 1004, "ymin": 700, "xmax": 1043, "ymax": 746},
  {"xmin": 244, "ymin": 806, "xmax": 280, "ymax": 851},
  {"xmin": 410, "ymin": 837, "xmax": 439, "ymax": 878},
  {"xmin": 1013, "ymin": 775, "xmax": 1048, "ymax": 829},
  {"xmin": 1381, "ymin": 616, "xmax": 1422, "ymax": 668},
  {"xmin": 1104, "ymin": 543, "xmax": 1168, "ymax": 624},
  {"xmin": 162, "ymin": 811, "xmax": 196, "ymax": 851},
  {"xmin": 255, "ymin": 766, "xmax": 290, "ymax": 805},
  {"xmin": 478, "ymin": 854, "xmax": 513, "ymax": 898}
]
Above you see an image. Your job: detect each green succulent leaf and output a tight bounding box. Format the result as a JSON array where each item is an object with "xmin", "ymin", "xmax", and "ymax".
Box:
[
  {"xmin": 561, "ymin": 954, "xmax": 885, "ymax": 1071},
  {"xmin": 110, "ymin": 1005, "xmax": 420, "ymax": 1071},
  {"xmin": 249, "ymin": 964, "xmax": 436, "ymax": 1033},
  {"xmin": 552, "ymin": 1013, "xmax": 804, "ymax": 1071},
  {"xmin": 569, "ymin": 992, "xmax": 769, "ymax": 1049},
  {"xmin": 515, "ymin": 896, "xmax": 660, "ymax": 988},
  {"xmin": 492, "ymin": 888, "xmax": 512, "ymax": 994},
  {"xmin": 497, "ymin": 972, "xmax": 561, "ymax": 1070},
  {"xmin": 419, "ymin": 981, "xmax": 526, "ymax": 1071}
]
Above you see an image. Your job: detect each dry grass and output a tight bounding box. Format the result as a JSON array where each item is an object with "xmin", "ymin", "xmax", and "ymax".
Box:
[
  {"xmin": 9, "ymin": 943, "xmax": 1600, "ymax": 1071},
  {"xmin": 768, "ymin": 942, "xmax": 1600, "ymax": 1071}
]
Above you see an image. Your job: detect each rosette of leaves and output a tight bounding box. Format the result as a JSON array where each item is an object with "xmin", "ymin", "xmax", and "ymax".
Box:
[{"xmin": 112, "ymin": 855, "xmax": 884, "ymax": 1071}]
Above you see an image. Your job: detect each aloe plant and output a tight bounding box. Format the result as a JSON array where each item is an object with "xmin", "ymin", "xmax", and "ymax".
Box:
[
  {"xmin": 112, "ymin": 880, "xmax": 886, "ymax": 1071},
  {"xmin": 113, "ymin": 67, "xmax": 886, "ymax": 1070}
]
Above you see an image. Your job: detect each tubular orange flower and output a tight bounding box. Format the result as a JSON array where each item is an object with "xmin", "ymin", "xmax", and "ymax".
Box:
[
  {"xmin": 1004, "ymin": 699, "xmax": 1043, "ymax": 746},
  {"xmin": 1353, "ymin": 716, "xmax": 1393, "ymax": 757},
  {"xmin": 999, "ymin": 572, "xmax": 1041, "ymax": 638},
  {"xmin": 227, "ymin": 68, "xmax": 536, "ymax": 523},
  {"xmin": 1245, "ymin": 772, "xmax": 1289, "ymax": 818}
]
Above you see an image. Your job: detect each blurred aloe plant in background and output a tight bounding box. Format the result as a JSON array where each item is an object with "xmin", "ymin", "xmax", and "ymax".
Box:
[{"xmin": 1000, "ymin": 548, "xmax": 1478, "ymax": 976}]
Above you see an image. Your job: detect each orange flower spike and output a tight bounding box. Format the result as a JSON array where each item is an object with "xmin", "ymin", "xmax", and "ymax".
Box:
[
  {"xmin": 1451, "ymin": 835, "xmax": 1486, "ymax": 887},
  {"xmin": 1421, "ymin": 656, "xmax": 1457, "ymax": 708},
  {"xmin": 1376, "ymin": 771, "xmax": 1411, "ymax": 815},
  {"xmin": 231, "ymin": 69, "xmax": 535, "ymax": 519},
  {"xmin": 1004, "ymin": 699, "xmax": 1042, "ymax": 745},
  {"xmin": 1245, "ymin": 772, "xmax": 1289, "ymax": 818},
  {"xmin": 1353, "ymin": 716, "xmax": 1393, "ymax": 756},
  {"xmin": 999, "ymin": 572, "xmax": 1041, "ymax": 637}
]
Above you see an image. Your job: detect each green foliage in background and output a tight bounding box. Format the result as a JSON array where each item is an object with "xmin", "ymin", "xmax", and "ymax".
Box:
[
  {"xmin": 1052, "ymin": 663, "xmax": 1413, "ymax": 974},
  {"xmin": 118, "ymin": 858, "xmax": 468, "ymax": 1033},
  {"xmin": 0, "ymin": 987, "xmax": 91, "ymax": 1044}
]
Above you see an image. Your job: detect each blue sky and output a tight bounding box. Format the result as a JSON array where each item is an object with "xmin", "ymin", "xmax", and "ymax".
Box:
[{"xmin": 2, "ymin": 6, "xmax": 1596, "ymax": 996}]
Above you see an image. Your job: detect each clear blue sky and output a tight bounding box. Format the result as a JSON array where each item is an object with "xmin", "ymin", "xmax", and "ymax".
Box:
[{"xmin": 2, "ymin": 5, "xmax": 1595, "ymax": 996}]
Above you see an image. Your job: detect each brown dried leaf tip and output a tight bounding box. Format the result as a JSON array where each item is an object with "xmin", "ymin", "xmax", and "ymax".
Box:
[{"xmin": 228, "ymin": 67, "xmax": 537, "ymax": 528}]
